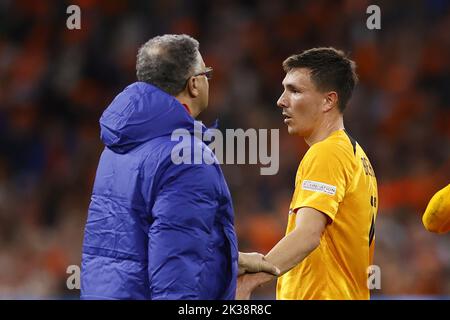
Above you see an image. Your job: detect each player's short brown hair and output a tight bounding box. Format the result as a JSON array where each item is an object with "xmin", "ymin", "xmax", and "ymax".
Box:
[{"xmin": 283, "ymin": 47, "xmax": 358, "ymax": 112}]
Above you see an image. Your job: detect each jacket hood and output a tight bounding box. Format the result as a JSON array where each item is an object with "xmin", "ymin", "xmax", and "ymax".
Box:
[{"xmin": 100, "ymin": 82, "xmax": 198, "ymax": 154}]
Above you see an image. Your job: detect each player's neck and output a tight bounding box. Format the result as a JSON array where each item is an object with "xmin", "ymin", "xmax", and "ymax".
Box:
[{"xmin": 304, "ymin": 116, "xmax": 344, "ymax": 147}]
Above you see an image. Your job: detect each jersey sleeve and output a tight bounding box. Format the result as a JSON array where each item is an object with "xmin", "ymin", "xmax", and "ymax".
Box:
[
  {"xmin": 291, "ymin": 143, "xmax": 353, "ymax": 221},
  {"xmin": 422, "ymin": 184, "xmax": 450, "ymax": 234}
]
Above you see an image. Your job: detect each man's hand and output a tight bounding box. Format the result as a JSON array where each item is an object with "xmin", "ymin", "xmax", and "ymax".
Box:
[
  {"xmin": 236, "ymin": 272, "xmax": 276, "ymax": 300},
  {"xmin": 238, "ymin": 252, "xmax": 281, "ymax": 276}
]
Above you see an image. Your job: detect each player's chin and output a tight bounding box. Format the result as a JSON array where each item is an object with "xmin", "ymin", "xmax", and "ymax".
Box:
[{"xmin": 286, "ymin": 124, "xmax": 298, "ymax": 135}]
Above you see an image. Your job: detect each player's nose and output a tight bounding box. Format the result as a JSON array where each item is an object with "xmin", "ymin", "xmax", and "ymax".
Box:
[{"xmin": 277, "ymin": 93, "xmax": 288, "ymax": 109}]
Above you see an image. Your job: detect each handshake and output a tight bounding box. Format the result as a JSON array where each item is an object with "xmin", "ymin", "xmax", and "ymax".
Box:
[{"xmin": 237, "ymin": 252, "xmax": 281, "ymax": 300}]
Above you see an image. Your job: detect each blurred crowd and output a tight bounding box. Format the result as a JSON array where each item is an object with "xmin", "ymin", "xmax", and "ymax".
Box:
[{"xmin": 0, "ymin": 0, "xmax": 449, "ymax": 299}]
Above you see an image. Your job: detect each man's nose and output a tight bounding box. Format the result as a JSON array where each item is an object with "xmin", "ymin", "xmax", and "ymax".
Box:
[{"xmin": 277, "ymin": 93, "xmax": 287, "ymax": 109}]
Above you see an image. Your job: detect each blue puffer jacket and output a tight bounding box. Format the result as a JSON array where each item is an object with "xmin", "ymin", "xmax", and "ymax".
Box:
[{"xmin": 81, "ymin": 82, "xmax": 238, "ymax": 300}]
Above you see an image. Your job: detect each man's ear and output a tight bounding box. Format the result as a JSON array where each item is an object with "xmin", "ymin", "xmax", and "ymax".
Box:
[
  {"xmin": 186, "ymin": 76, "xmax": 200, "ymax": 98},
  {"xmin": 323, "ymin": 91, "xmax": 338, "ymax": 112}
]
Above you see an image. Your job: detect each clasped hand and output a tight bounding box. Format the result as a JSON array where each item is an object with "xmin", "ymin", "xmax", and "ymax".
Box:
[{"xmin": 236, "ymin": 252, "xmax": 280, "ymax": 300}]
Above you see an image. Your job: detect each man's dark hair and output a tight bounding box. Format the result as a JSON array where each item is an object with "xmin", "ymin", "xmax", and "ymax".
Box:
[
  {"xmin": 282, "ymin": 47, "xmax": 358, "ymax": 112},
  {"xmin": 136, "ymin": 34, "xmax": 200, "ymax": 96}
]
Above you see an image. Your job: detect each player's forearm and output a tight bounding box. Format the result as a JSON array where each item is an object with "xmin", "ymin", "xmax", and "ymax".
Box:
[
  {"xmin": 238, "ymin": 208, "xmax": 326, "ymax": 293},
  {"xmin": 264, "ymin": 225, "xmax": 321, "ymax": 275},
  {"xmin": 237, "ymin": 228, "xmax": 321, "ymax": 292}
]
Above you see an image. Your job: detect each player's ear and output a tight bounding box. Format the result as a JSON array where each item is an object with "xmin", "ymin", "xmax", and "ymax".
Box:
[{"xmin": 323, "ymin": 91, "xmax": 338, "ymax": 112}]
